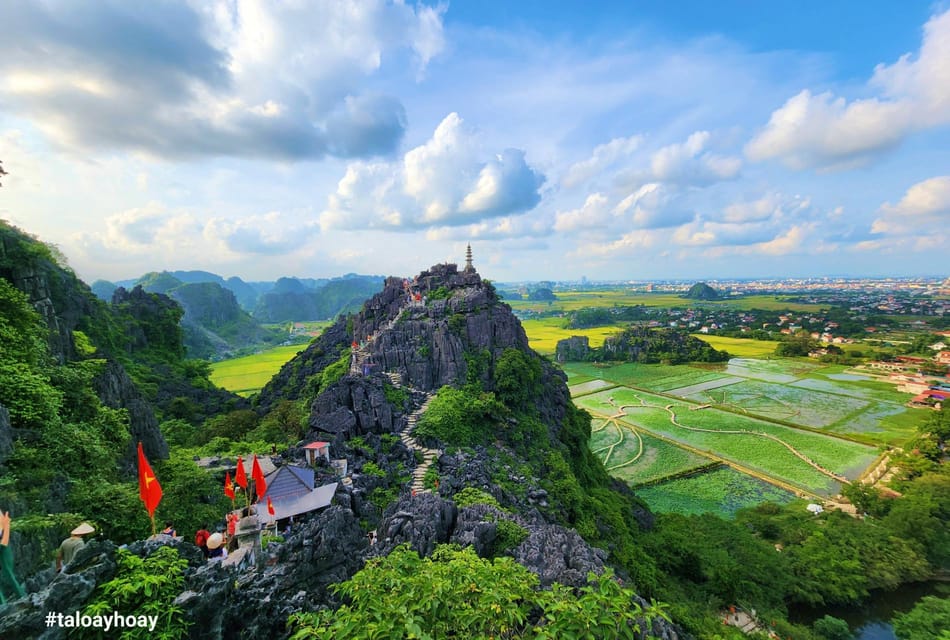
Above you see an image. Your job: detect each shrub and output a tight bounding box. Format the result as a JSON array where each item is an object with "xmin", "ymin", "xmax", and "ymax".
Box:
[
  {"xmin": 76, "ymin": 546, "xmax": 190, "ymax": 640},
  {"xmin": 452, "ymin": 487, "xmax": 501, "ymax": 509}
]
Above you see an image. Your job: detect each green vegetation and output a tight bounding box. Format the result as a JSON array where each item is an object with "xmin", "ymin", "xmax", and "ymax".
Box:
[
  {"xmin": 414, "ymin": 386, "xmax": 505, "ymax": 448},
  {"xmin": 562, "ymin": 361, "xmax": 728, "ymax": 393},
  {"xmin": 893, "ymin": 595, "xmax": 950, "ymax": 640},
  {"xmin": 584, "ymin": 326, "xmax": 730, "ymax": 364},
  {"xmin": 210, "ymin": 344, "xmax": 304, "ymax": 396},
  {"xmin": 76, "ymin": 546, "xmax": 190, "ymax": 640},
  {"xmin": 288, "ymin": 544, "xmax": 663, "ymax": 640},
  {"xmin": 636, "ymin": 467, "xmax": 797, "ymax": 517},
  {"xmin": 452, "ymin": 487, "xmax": 502, "ymax": 510}
]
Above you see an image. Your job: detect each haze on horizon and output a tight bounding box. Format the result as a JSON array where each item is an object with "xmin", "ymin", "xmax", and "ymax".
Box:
[{"xmin": 0, "ymin": 1, "xmax": 948, "ymax": 284}]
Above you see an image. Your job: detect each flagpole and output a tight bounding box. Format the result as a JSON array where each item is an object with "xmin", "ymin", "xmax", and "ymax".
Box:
[{"xmin": 150, "ymin": 514, "xmax": 156, "ymax": 537}]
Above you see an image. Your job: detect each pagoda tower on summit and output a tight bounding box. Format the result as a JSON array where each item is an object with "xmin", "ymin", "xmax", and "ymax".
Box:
[{"xmin": 464, "ymin": 243, "xmax": 474, "ymax": 272}]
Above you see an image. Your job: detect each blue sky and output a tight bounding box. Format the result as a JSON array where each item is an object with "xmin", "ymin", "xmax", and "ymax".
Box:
[{"xmin": 1, "ymin": 1, "xmax": 948, "ymax": 283}]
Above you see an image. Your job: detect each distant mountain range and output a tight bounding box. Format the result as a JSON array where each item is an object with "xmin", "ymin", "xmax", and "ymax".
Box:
[{"xmin": 91, "ymin": 270, "xmax": 384, "ymax": 359}]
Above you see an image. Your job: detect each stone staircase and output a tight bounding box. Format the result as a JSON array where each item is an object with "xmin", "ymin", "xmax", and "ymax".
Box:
[
  {"xmin": 400, "ymin": 394, "xmax": 439, "ymax": 494},
  {"xmin": 347, "ymin": 300, "xmax": 440, "ymax": 495}
]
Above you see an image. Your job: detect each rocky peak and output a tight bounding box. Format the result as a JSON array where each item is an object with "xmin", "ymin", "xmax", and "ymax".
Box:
[{"xmin": 349, "ymin": 263, "xmax": 526, "ymax": 391}]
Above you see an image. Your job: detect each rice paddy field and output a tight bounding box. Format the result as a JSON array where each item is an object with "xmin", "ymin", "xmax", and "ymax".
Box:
[
  {"xmin": 577, "ymin": 386, "xmax": 878, "ymax": 495},
  {"xmin": 590, "ymin": 418, "xmax": 713, "ymax": 485},
  {"xmin": 636, "ymin": 467, "xmax": 798, "ymax": 518},
  {"xmin": 520, "ymin": 317, "xmax": 620, "ymax": 355},
  {"xmin": 210, "ymin": 344, "xmax": 304, "ymax": 396},
  {"xmin": 563, "ymin": 361, "xmax": 730, "ymax": 392},
  {"xmin": 687, "ymin": 335, "xmax": 780, "ymax": 357},
  {"xmin": 506, "ymin": 289, "xmax": 826, "ymax": 314},
  {"xmin": 572, "ymin": 353, "xmax": 926, "ymax": 514}
]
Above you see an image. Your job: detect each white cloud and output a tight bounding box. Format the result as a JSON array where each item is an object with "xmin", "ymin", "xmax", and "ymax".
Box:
[
  {"xmin": 649, "ymin": 131, "xmax": 741, "ymax": 186},
  {"xmin": 571, "ymin": 229, "xmax": 658, "ymax": 257},
  {"xmin": 204, "ymin": 211, "xmax": 320, "ymax": 255},
  {"xmin": 746, "ymin": 8, "xmax": 950, "ymax": 170},
  {"xmin": 872, "ymin": 175, "xmax": 950, "ymax": 234},
  {"xmin": 554, "ymin": 193, "xmax": 612, "ymax": 232},
  {"xmin": 561, "ymin": 135, "xmax": 643, "ymax": 188},
  {"xmin": 321, "ymin": 113, "xmax": 545, "ymax": 231},
  {"xmin": 0, "ymin": 0, "xmax": 445, "ymax": 159},
  {"xmin": 613, "ymin": 183, "xmax": 695, "ymax": 229}
]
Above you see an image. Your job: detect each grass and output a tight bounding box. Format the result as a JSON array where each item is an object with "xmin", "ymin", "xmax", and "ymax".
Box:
[
  {"xmin": 210, "ymin": 344, "xmax": 304, "ymax": 396},
  {"xmin": 636, "ymin": 467, "xmax": 797, "ymax": 518},
  {"xmin": 690, "ymin": 335, "xmax": 780, "ymax": 357},
  {"xmin": 520, "ymin": 317, "xmax": 621, "ymax": 354},
  {"xmin": 576, "ymin": 387, "xmax": 878, "ymax": 495}
]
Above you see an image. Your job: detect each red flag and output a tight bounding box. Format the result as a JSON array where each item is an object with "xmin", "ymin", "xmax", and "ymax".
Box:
[
  {"xmin": 252, "ymin": 455, "xmax": 267, "ymax": 500},
  {"xmin": 137, "ymin": 442, "xmax": 162, "ymax": 518},
  {"xmin": 266, "ymin": 495, "xmax": 275, "ymax": 517},
  {"xmin": 224, "ymin": 471, "xmax": 235, "ymax": 500},
  {"xmin": 235, "ymin": 455, "xmax": 247, "ymax": 489}
]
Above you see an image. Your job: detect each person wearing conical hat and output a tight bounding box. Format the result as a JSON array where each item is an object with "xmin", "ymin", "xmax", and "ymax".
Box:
[
  {"xmin": 56, "ymin": 522, "xmax": 94, "ymax": 572},
  {"xmin": 206, "ymin": 532, "xmax": 227, "ymax": 562}
]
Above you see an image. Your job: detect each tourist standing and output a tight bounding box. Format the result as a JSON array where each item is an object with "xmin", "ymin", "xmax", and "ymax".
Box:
[
  {"xmin": 56, "ymin": 522, "xmax": 94, "ymax": 572},
  {"xmin": 0, "ymin": 511, "xmax": 25, "ymax": 604}
]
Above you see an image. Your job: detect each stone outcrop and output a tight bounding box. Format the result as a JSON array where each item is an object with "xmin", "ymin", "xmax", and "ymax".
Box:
[
  {"xmin": 308, "ymin": 376, "xmax": 395, "ymax": 438},
  {"xmin": 0, "ymin": 403, "xmax": 12, "ymax": 466},
  {"xmin": 353, "ymin": 263, "xmax": 529, "ymax": 392},
  {"xmin": 555, "ymin": 335, "xmax": 591, "ymax": 362},
  {"xmin": 93, "ymin": 360, "xmax": 169, "ymax": 463}
]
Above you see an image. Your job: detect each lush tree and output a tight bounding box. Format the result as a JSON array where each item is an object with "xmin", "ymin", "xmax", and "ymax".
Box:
[
  {"xmin": 76, "ymin": 546, "xmax": 191, "ymax": 640},
  {"xmin": 494, "ymin": 348, "xmax": 542, "ymax": 410},
  {"xmin": 813, "ymin": 615, "xmax": 852, "ymax": 640},
  {"xmin": 289, "ymin": 544, "xmax": 663, "ymax": 639},
  {"xmin": 893, "ymin": 596, "xmax": 950, "ymax": 640}
]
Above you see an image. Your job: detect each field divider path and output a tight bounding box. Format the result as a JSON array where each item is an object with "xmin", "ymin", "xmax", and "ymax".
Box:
[
  {"xmin": 604, "ymin": 421, "xmax": 643, "ymax": 471},
  {"xmin": 591, "ymin": 418, "xmax": 624, "ymax": 466},
  {"xmin": 609, "ymin": 393, "xmax": 850, "ymax": 484},
  {"xmin": 586, "ymin": 406, "xmax": 822, "ymax": 499}
]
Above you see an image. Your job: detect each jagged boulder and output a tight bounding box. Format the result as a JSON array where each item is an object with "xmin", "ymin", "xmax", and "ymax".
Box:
[
  {"xmin": 512, "ymin": 523, "xmax": 608, "ymax": 589},
  {"xmin": 179, "ymin": 506, "xmax": 368, "ymax": 639},
  {"xmin": 93, "ymin": 360, "xmax": 169, "ymax": 464},
  {"xmin": 376, "ymin": 493, "xmax": 458, "ymax": 557},
  {"xmin": 308, "ymin": 376, "xmax": 394, "ymax": 438},
  {"xmin": 555, "ymin": 335, "xmax": 591, "ymax": 362},
  {"xmin": 0, "ymin": 403, "xmax": 12, "ymax": 465},
  {"xmin": 0, "ymin": 540, "xmax": 119, "ymax": 640}
]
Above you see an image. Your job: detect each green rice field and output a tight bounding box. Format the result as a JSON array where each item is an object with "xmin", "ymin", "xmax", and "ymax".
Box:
[
  {"xmin": 590, "ymin": 418, "xmax": 713, "ymax": 485},
  {"xmin": 576, "ymin": 387, "xmax": 878, "ymax": 495},
  {"xmin": 636, "ymin": 467, "xmax": 798, "ymax": 518},
  {"xmin": 562, "ymin": 361, "xmax": 729, "ymax": 392},
  {"xmin": 210, "ymin": 344, "xmax": 303, "ymax": 396}
]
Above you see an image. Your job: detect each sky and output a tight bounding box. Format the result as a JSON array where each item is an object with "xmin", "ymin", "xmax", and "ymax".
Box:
[{"xmin": 1, "ymin": 1, "xmax": 949, "ymax": 284}]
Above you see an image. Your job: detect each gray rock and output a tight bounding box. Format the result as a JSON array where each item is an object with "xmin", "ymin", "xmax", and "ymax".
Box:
[{"xmin": 0, "ymin": 403, "xmax": 12, "ymax": 465}]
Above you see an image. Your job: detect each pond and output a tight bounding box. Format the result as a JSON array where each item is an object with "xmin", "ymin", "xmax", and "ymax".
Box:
[{"xmin": 788, "ymin": 581, "xmax": 948, "ymax": 639}]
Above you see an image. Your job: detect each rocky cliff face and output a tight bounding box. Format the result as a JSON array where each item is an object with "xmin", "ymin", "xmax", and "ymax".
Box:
[
  {"xmin": 0, "ymin": 403, "xmax": 12, "ymax": 467},
  {"xmin": 93, "ymin": 360, "xmax": 168, "ymax": 464},
  {"xmin": 352, "ymin": 263, "xmax": 528, "ymax": 391}
]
